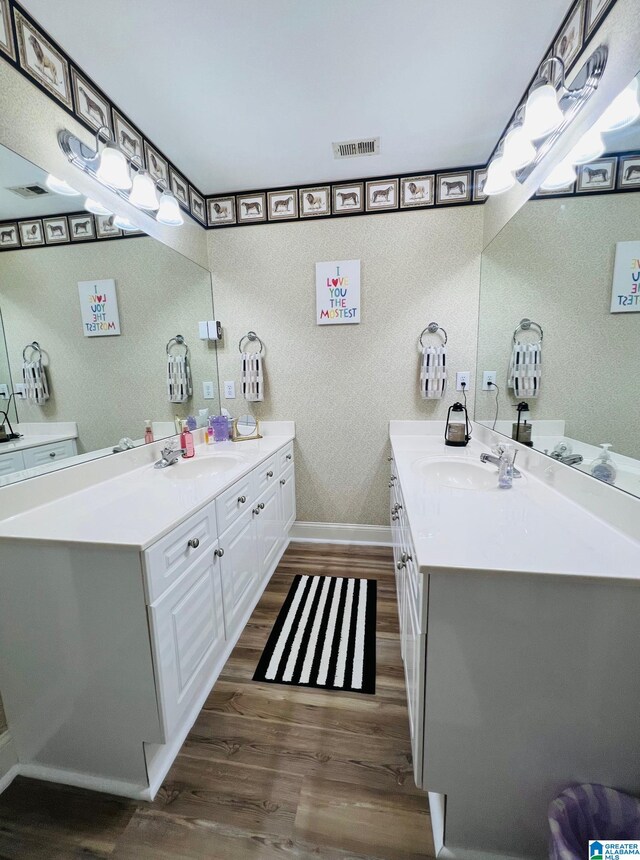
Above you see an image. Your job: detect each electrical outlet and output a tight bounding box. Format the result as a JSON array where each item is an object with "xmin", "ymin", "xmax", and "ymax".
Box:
[
  {"xmin": 456, "ymin": 371, "xmax": 471, "ymax": 391},
  {"xmin": 0, "ymin": 384, "xmax": 8, "ymax": 399},
  {"xmin": 13, "ymin": 383, "xmax": 26, "ymax": 400},
  {"xmin": 224, "ymin": 381, "xmax": 236, "ymax": 399},
  {"xmin": 482, "ymin": 370, "xmax": 497, "ymax": 391},
  {"xmin": 202, "ymin": 381, "xmax": 215, "ymax": 400}
]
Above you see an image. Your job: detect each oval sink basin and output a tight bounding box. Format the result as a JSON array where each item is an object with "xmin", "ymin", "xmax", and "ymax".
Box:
[
  {"xmin": 415, "ymin": 457, "xmax": 497, "ymax": 491},
  {"xmin": 160, "ymin": 454, "xmax": 245, "ymax": 480}
]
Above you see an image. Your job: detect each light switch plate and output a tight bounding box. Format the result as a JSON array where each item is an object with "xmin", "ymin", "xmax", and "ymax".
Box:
[
  {"xmin": 482, "ymin": 370, "xmax": 497, "ymax": 391},
  {"xmin": 456, "ymin": 371, "xmax": 470, "ymax": 391},
  {"xmin": 224, "ymin": 381, "xmax": 236, "ymax": 399},
  {"xmin": 202, "ymin": 381, "xmax": 215, "ymax": 400}
]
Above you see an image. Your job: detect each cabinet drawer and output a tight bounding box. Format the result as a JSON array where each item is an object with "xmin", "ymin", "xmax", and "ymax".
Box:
[
  {"xmin": 0, "ymin": 450, "xmax": 25, "ymax": 477},
  {"xmin": 278, "ymin": 442, "xmax": 294, "ymax": 473},
  {"xmin": 22, "ymin": 439, "xmax": 76, "ymax": 469},
  {"xmin": 215, "ymin": 471, "xmax": 256, "ymax": 535},
  {"xmin": 144, "ymin": 501, "xmax": 218, "ymax": 604},
  {"xmin": 256, "ymin": 454, "xmax": 278, "ymax": 494}
]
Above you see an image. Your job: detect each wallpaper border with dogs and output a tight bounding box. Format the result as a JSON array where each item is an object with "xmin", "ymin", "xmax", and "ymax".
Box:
[{"xmin": 0, "ymin": 0, "xmax": 208, "ymax": 227}]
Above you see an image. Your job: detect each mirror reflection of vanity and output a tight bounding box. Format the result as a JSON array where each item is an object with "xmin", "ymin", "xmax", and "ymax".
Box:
[
  {"xmin": 0, "ymin": 144, "xmax": 221, "ymax": 486},
  {"xmin": 476, "ymin": 70, "xmax": 640, "ymax": 500}
]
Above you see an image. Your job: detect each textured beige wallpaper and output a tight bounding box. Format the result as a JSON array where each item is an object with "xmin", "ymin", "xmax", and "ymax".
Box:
[
  {"xmin": 476, "ymin": 193, "xmax": 640, "ymax": 458},
  {"xmin": 0, "ymin": 238, "xmax": 220, "ymax": 453},
  {"xmin": 209, "ymin": 208, "xmax": 483, "ymax": 526}
]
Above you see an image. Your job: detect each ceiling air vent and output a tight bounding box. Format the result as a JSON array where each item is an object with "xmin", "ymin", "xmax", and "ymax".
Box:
[
  {"xmin": 332, "ymin": 137, "xmax": 380, "ymax": 159},
  {"xmin": 7, "ymin": 183, "xmax": 50, "ymax": 199}
]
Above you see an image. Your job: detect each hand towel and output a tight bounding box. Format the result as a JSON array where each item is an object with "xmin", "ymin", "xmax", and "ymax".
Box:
[
  {"xmin": 241, "ymin": 352, "xmax": 264, "ymax": 402},
  {"xmin": 22, "ymin": 355, "xmax": 49, "ymax": 405},
  {"xmin": 420, "ymin": 345, "xmax": 447, "ymax": 399},
  {"xmin": 508, "ymin": 341, "xmax": 541, "ymax": 398},
  {"xmin": 167, "ymin": 352, "xmax": 192, "ymax": 403}
]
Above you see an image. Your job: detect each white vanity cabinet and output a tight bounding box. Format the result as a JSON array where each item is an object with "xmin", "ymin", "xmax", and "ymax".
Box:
[
  {"xmin": 0, "ymin": 437, "xmax": 77, "ymax": 477},
  {"xmin": 0, "ymin": 435, "xmax": 296, "ymax": 801}
]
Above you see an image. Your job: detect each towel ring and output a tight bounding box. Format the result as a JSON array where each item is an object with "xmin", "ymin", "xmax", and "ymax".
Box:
[
  {"xmin": 166, "ymin": 334, "xmax": 189, "ymax": 355},
  {"xmin": 419, "ymin": 322, "xmax": 447, "ymax": 347},
  {"xmin": 513, "ymin": 318, "xmax": 543, "ymax": 343},
  {"xmin": 238, "ymin": 331, "xmax": 264, "ymax": 354},
  {"xmin": 22, "ymin": 341, "xmax": 43, "ymax": 362}
]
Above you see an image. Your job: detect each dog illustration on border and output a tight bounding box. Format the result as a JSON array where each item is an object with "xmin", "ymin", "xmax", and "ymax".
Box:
[
  {"xmin": 624, "ymin": 164, "xmax": 640, "ymax": 183},
  {"xmin": 0, "ymin": 228, "xmax": 16, "ymax": 244},
  {"xmin": 73, "ymin": 220, "xmax": 90, "ymax": 236},
  {"xmin": 242, "ymin": 200, "xmax": 262, "ymax": 216},
  {"xmin": 371, "ymin": 186, "xmax": 393, "ymax": 204},
  {"xmin": 442, "ymin": 179, "xmax": 466, "ymax": 197},
  {"xmin": 79, "ymin": 87, "xmax": 107, "ymax": 128},
  {"xmin": 583, "ymin": 166, "xmax": 609, "ymax": 184},
  {"xmin": 338, "ymin": 191, "xmax": 359, "ymax": 207},
  {"xmin": 120, "ymin": 129, "xmax": 139, "ymax": 156},
  {"xmin": 28, "ymin": 34, "xmax": 58, "ymax": 85},
  {"xmin": 47, "ymin": 223, "xmax": 64, "ymax": 239}
]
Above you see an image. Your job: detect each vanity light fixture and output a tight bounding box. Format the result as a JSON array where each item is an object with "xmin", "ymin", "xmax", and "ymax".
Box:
[
  {"xmin": 568, "ymin": 126, "xmax": 605, "ymax": 165},
  {"xmin": 57, "ymin": 127, "xmax": 182, "ymax": 229},
  {"xmin": 84, "ymin": 197, "xmax": 112, "ymax": 216},
  {"xmin": 523, "ymin": 59, "xmax": 566, "ymax": 141},
  {"xmin": 539, "ymin": 158, "xmax": 577, "ymax": 191},
  {"xmin": 483, "ymin": 152, "xmax": 515, "ymax": 196},
  {"xmin": 596, "ymin": 77, "xmax": 640, "ymax": 132},
  {"xmin": 45, "ymin": 175, "xmax": 80, "ymax": 196},
  {"xmin": 502, "ymin": 113, "xmax": 537, "ymax": 171}
]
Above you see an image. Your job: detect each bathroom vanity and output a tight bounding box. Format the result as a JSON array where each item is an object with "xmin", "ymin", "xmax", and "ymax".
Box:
[
  {"xmin": 0, "ymin": 422, "xmax": 78, "ymax": 481},
  {"xmin": 0, "ymin": 423, "xmax": 295, "ymax": 799},
  {"xmin": 389, "ymin": 420, "xmax": 640, "ymax": 860}
]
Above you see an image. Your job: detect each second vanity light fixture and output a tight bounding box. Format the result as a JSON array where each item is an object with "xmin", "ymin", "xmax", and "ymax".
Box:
[
  {"xmin": 484, "ymin": 46, "xmax": 608, "ymax": 196},
  {"xmin": 54, "ymin": 126, "xmax": 184, "ymax": 228}
]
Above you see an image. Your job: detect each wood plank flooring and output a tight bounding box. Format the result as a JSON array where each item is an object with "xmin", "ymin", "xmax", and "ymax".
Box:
[{"xmin": 0, "ymin": 542, "xmax": 435, "ymax": 859}]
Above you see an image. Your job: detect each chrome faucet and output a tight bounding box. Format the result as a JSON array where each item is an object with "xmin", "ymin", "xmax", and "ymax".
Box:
[
  {"xmin": 551, "ymin": 452, "xmax": 584, "ymax": 466},
  {"xmin": 154, "ymin": 443, "xmax": 186, "ymax": 468},
  {"xmin": 480, "ymin": 450, "xmax": 522, "ymax": 478},
  {"xmin": 112, "ymin": 437, "xmax": 136, "ymax": 453}
]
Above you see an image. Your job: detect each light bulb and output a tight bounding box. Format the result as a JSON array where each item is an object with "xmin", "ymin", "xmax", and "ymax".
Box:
[
  {"xmin": 113, "ymin": 215, "xmax": 139, "ymax": 232},
  {"xmin": 540, "ymin": 159, "xmax": 577, "ymax": 191},
  {"xmin": 156, "ymin": 190, "xmax": 184, "ymax": 226},
  {"xmin": 568, "ymin": 127, "xmax": 605, "ymax": 165},
  {"xmin": 596, "ymin": 78, "xmax": 640, "ymax": 132},
  {"xmin": 483, "ymin": 156, "xmax": 515, "ymax": 196},
  {"xmin": 45, "ymin": 175, "xmax": 80, "ymax": 196},
  {"xmin": 96, "ymin": 144, "xmax": 132, "ymax": 190},
  {"xmin": 523, "ymin": 83, "xmax": 564, "ymax": 140},
  {"xmin": 84, "ymin": 197, "xmax": 112, "ymax": 216},
  {"xmin": 502, "ymin": 125, "xmax": 537, "ymax": 171},
  {"xmin": 129, "ymin": 170, "xmax": 159, "ymax": 210}
]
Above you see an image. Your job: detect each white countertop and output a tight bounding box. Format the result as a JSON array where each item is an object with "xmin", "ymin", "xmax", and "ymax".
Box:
[
  {"xmin": 390, "ymin": 430, "xmax": 640, "ymax": 583},
  {"xmin": 0, "ymin": 431, "xmax": 77, "ymax": 454},
  {"xmin": 0, "ymin": 433, "xmax": 293, "ymax": 551}
]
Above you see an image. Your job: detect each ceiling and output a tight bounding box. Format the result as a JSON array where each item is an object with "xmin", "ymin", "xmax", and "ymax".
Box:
[
  {"xmin": 0, "ymin": 145, "xmax": 84, "ymax": 219},
  {"xmin": 22, "ymin": 0, "xmax": 572, "ymax": 194}
]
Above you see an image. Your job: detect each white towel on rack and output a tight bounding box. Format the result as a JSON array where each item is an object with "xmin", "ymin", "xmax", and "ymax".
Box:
[
  {"xmin": 420, "ymin": 345, "xmax": 447, "ymax": 399},
  {"xmin": 241, "ymin": 352, "xmax": 264, "ymax": 402},
  {"xmin": 22, "ymin": 356, "xmax": 49, "ymax": 405},
  {"xmin": 166, "ymin": 353, "xmax": 192, "ymax": 403},
  {"xmin": 508, "ymin": 341, "xmax": 542, "ymax": 398}
]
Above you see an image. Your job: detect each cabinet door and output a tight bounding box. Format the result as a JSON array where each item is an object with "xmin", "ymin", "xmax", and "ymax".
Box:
[
  {"xmin": 279, "ymin": 465, "xmax": 296, "ymax": 533},
  {"xmin": 22, "ymin": 439, "xmax": 76, "ymax": 469},
  {"xmin": 149, "ymin": 547, "xmax": 225, "ymax": 739},
  {"xmin": 218, "ymin": 508, "xmax": 259, "ymax": 639},
  {"xmin": 256, "ymin": 481, "xmax": 282, "ymax": 579},
  {"xmin": 0, "ymin": 450, "xmax": 25, "ymax": 478}
]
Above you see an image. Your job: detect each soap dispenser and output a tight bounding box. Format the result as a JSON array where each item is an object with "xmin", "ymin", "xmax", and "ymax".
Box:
[{"xmin": 591, "ymin": 444, "xmax": 616, "ymax": 484}]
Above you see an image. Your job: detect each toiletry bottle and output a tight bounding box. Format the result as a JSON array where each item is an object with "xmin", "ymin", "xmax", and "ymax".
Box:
[
  {"xmin": 591, "ymin": 443, "xmax": 616, "ymax": 484},
  {"xmin": 144, "ymin": 420, "xmax": 154, "ymax": 444},
  {"xmin": 186, "ymin": 415, "xmax": 197, "ymax": 432},
  {"xmin": 212, "ymin": 415, "xmax": 229, "ymax": 442},
  {"xmin": 180, "ymin": 420, "xmax": 195, "ymax": 459}
]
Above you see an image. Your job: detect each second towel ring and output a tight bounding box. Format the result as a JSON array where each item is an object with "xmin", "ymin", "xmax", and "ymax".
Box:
[
  {"xmin": 419, "ymin": 322, "xmax": 447, "ymax": 347},
  {"xmin": 166, "ymin": 334, "xmax": 189, "ymax": 355},
  {"xmin": 23, "ymin": 341, "xmax": 43, "ymax": 362},
  {"xmin": 513, "ymin": 318, "xmax": 543, "ymax": 343},
  {"xmin": 238, "ymin": 331, "xmax": 264, "ymax": 354}
]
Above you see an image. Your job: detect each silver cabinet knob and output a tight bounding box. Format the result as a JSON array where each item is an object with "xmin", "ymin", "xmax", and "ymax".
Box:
[
  {"xmin": 188, "ymin": 538, "xmax": 200, "ymax": 549},
  {"xmin": 387, "ymin": 456, "xmax": 393, "ymax": 462},
  {"xmin": 49, "ymin": 452, "xmax": 56, "ymax": 458},
  {"xmin": 237, "ymin": 495, "xmax": 247, "ymax": 504},
  {"xmin": 266, "ymin": 470, "xmax": 274, "ymax": 478},
  {"xmin": 391, "ymin": 514, "xmax": 398, "ymax": 521},
  {"xmin": 253, "ymin": 507, "xmax": 260, "ymax": 515},
  {"xmin": 286, "ymin": 454, "xmax": 292, "ymax": 460},
  {"xmin": 258, "ymin": 502, "xmax": 265, "ymax": 510},
  {"xmin": 280, "ymin": 478, "xmax": 286, "ymax": 485},
  {"xmin": 214, "ymin": 547, "xmax": 225, "ymax": 558},
  {"xmin": 401, "ymin": 552, "xmax": 408, "ymax": 563},
  {"xmin": 396, "ymin": 561, "xmax": 405, "ymax": 570}
]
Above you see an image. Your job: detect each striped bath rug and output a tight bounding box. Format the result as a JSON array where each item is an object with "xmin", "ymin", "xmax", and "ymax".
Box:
[{"xmin": 253, "ymin": 574, "xmax": 377, "ymax": 694}]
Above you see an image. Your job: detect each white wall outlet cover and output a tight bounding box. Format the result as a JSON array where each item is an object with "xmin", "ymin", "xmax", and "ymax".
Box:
[
  {"xmin": 0, "ymin": 384, "xmax": 8, "ymax": 399},
  {"xmin": 198, "ymin": 321, "xmax": 209, "ymax": 340},
  {"xmin": 224, "ymin": 381, "xmax": 236, "ymax": 399},
  {"xmin": 456, "ymin": 371, "xmax": 471, "ymax": 391},
  {"xmin": 13, "ymin": 383, "xmax": 26, "ymax": 399},
  {"xmin": 202, "ymin": 381, "xmax": 215, "ymax": 400},
  {"xmin": 482, "ymin": 371, "xmax": 497, "ymax": 391}
]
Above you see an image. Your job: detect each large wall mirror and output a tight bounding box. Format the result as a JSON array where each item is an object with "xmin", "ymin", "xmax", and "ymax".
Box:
[
  {"xmin": 0, "ymin": 143, "xmax": 221, "ymax": 486},
  {"xmin": 476, "ymin": 70, "xmax": 640, "ymax": 499}
]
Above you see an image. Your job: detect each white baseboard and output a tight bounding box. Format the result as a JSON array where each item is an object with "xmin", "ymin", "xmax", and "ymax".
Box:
[
  {"xmin": 0, "ymin": 733, "xmax": 18, "ymax": 794},
  {"xmin": 290, "ymin": 521, "xmax": 392, "ymax": 546}
]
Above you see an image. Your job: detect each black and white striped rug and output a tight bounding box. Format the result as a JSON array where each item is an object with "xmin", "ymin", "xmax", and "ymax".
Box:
[{"xmin": 253, "ymin": 575, "xmax": 377, "ymax": 694}]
